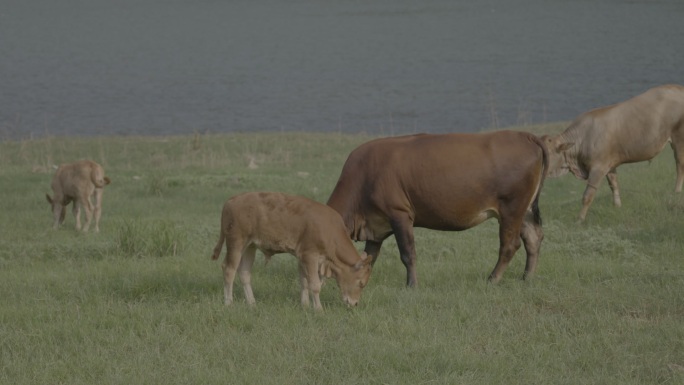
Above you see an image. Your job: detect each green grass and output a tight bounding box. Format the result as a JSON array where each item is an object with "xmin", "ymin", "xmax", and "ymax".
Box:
[{"xmin": 1, "ymin": 125, "xmax": 683, "ymax": 384}]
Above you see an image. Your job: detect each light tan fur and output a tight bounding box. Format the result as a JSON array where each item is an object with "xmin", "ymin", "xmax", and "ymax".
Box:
[
  {"xmin": 210, "ymin": 192, "xmax": 372, "ymax": 310},
  {"xmin": 46, "ymin": 160, "xmax": 111, "ymax": 232},
  {"xmin": 541, "ymin": 84, "xmax": 684, "ymax": 221}
]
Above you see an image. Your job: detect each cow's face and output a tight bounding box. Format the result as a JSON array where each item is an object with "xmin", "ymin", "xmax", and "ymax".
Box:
[
  {"xmin": 542, "ymin": 135, "xmax": 574, "ymax": 178},
  {"xmin": 334, "ymin": 252, "xmax": 372, "ymax": 307}
]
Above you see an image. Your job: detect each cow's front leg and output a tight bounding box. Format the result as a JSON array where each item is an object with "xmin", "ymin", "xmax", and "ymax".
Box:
[
  {"xmin": 238, "ymin": 246, "xmax": 257, "ymax": 306},
  {"xmin": 298, "ymin": 262, "xmax": 310, "ymax": 308},
  {"xmin": 579, "ymin": 169, "xmax": 607, "ymax": 221},
  {"xmin": 52, "ymin": 203, "xmax": 64, "ymax": 230},
  {"xmin": 670, "ymin": 140, "xmax": 684, "ymax": 192},
  {"xmin": 390, "ymin": 214, "xmax": 417, "ymax": 287},
  {"xmin": 606, "ymin": 168, "xmax": 621, "ymax": 207},
  {"xmin": 302, "ymin": 257, "xmax": 324, "ymax": 311},
  {"xmin": 364, "ymin": 240, "xmax": 384, "ymax": 265}
]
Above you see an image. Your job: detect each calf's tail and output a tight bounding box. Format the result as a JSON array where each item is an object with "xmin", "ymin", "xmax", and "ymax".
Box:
[
  {"xmin": 211, "ymin": 232, "xmax": 225, "ymax": 260},
  {"xmin": 91, "ymin": 168, "xmax": 111, "ymax": 188}
]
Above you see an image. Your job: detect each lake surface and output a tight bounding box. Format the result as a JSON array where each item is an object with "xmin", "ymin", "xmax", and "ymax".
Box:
[{"xmin": 1, "ymin": 0, "xmax": 683, "ymax": 139}]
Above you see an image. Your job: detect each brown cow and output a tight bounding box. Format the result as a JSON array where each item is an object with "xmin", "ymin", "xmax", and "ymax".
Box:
[
  {"xmin": 46, "ymin": 160, "xmax": 111, "ymax": 232},
  {"xmin": 327, "ymin": 130, "xmax": 549, "ymax": 287},
  {"xmin": 541, "ymin": 84, "xmax": 684, "ymax": 221},
  {"xmin": 210, "ymin": 192, "xmax": 372, "ymax": 310}
]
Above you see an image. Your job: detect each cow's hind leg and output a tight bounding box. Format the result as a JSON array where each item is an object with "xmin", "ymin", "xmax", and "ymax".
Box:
[
  {"xmin": 670, "ymin": 135, "xmax": 684, "ymax": 192},
  {"xmin": 520, "ymin": 209, "xmax": 544, "ymax": 280},
  {"xmin": 72, "ymin": 199, "xmax": 82, "ymax": 231},
  {"xmin": 222, "ymin": 240, "xmax": 244, "ymax": 306},
  {"xmin": 389, "ymin": 212, "xmax": 418, "ymax": 287},
  {"xmin": 606, "ymin": 168, "xmax": 621, "ymax": 207},
  {"xmin": 489, "ymin": 214, "xmax": 524, "ymax": 284},
  {"xmin": 238, "ymin": 245, "xmax": 257, "ymax": 306},
  {"xmin": 92, "ymin": 188, "xmax": 104, "ymax": 232}
]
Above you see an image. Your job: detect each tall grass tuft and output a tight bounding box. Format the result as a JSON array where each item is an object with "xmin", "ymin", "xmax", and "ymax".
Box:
[{"xmin": 115, "ymin": 220, "xmax": 186, "ymax": 258}]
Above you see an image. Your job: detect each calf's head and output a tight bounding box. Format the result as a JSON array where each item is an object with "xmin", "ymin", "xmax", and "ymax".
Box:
[
  {"xmin": 321, "ymin": 252, "xmax": 372, "ymax": 307},
  {"xmin": 541, "ymin": 135, "xmax": 574, "ymax": 178}
]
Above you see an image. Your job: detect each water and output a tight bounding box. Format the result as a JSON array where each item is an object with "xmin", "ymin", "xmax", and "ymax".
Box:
[{"xmin": 1, "ymin": 0, "xmax": 683, "ymax": 139}]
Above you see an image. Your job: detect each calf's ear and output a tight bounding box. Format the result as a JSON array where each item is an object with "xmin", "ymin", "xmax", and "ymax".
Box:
[
  {"xmin": 354, "ymin": 252, "xmax": 372, "ymax": 270},
  {"xmin": 319, "ymin": 262, "xmax": 335, "ymax": 278},
  {"xmin": 46, "ymin": 193, "xmax": 53, "ymax": 204}
]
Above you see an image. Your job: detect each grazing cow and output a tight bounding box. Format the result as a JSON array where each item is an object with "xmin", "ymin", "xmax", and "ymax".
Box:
[
  {"xmin": 46, "ymin": 160, "xmax": 111, "ymax": 232},
  {"xmin": 210, "ymin": 192, "xmax": 372, "ymax": 310},
  {"xmin": 327, "ymin": 130, "xmax": 549, "ymax": 287},
  {"xmin": 541, "ymin": 84, "xmax": 684, "ymax": 221}
]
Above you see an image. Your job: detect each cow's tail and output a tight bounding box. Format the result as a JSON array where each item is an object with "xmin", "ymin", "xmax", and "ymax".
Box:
[
  {"xmin": 529, "ymin": 134, "xmax": 550, "ymax": 226},
  {"xmin": 211, "ymin": 231, "xmax": 225, "ymax": 260}
]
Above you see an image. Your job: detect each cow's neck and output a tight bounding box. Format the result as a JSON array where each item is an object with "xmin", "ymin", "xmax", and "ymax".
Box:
[{"xmin": 559, "ymin": 127, "xmax": 587, "ymax": 179}]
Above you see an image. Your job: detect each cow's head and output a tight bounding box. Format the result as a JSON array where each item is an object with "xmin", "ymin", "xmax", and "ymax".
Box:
[
  {"xmin": 541, "ymin": 135, "xmax": 574, "ymax": 178},
  {"xmin": 321, "ymin": 252, "xmax": 372, "ymax": 307}
]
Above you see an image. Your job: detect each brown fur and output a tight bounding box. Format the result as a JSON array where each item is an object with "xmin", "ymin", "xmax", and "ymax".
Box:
[
  {"xmin": 211, "ymin": 192, "xmax": 372, "ymax": 310},
  {"xmin": 541, "ymin": 84, "xmax": 684, "ymax": 221},
  {"xmin": 46, "ymin": 160, "xmax": 111, "ymax": 232},
  {"xmin": 327, "ymin": 130, "xmax": 549, "ymax": 287}
]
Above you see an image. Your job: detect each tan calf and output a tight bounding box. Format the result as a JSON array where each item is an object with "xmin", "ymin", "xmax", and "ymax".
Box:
[
  {"xmin": 46, "ymin": 160, "xmax": 111, "ymax": 232},
  {"xmin": 211, "ymin": 192, "xmax": 372, "ymax": 310}
]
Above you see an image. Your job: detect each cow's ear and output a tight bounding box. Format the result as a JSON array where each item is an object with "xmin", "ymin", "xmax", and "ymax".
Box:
[
  {"xmin": 46, "ymin": 193, "xmax": 53, "ymax": 204},
  {"xmin": 557, "ymin": 142, "xmax": 574, "ymax": 152}
]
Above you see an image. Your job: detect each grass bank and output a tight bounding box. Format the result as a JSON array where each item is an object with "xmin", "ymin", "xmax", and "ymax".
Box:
[{"xmin": 1, "ymin": 124, "xmax": 683, "ymax": 384}]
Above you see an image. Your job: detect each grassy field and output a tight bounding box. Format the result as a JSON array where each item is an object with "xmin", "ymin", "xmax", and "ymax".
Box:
[{"xmin": 1, "ymin": 125, "xmax": 683, "ymax": 384}]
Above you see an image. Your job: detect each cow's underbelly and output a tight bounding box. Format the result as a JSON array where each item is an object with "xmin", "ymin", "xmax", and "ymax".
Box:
[{"xmin": 414, "ymin": 208, "xmax": 498, "ymax": 231}]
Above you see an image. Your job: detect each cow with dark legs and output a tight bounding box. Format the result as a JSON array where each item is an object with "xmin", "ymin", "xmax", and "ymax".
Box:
[
  {"xmin": 327, "ymin": 130, "xmax": 549, "ymax": 287},
  {"xmin": 541, "ymin": 84, "xmax": 684, "ymax": 221}
]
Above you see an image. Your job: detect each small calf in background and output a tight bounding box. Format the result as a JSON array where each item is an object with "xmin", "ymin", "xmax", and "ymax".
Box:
[
  {"xmin": 46, "ymin": 160, "xmax": 111, "ymax": 232},
  {"xmin": 211, "ymin": 191, "xmax": 372, "ymax": 310}
]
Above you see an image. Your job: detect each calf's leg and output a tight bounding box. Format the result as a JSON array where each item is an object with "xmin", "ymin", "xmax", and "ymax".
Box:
[
  {"xmin": 238, "ymin": 246, "xmax": 257, "ymax": 305},
  {"xmin": 301, "ymin": 256, "xmax": 324, "ymax": 310},
  {"xmin": 92, "ymin": 188, "xmax": 104, "ymax": 232},
  {"xmin": 221, "ymin": 240, "xmax": 244, "ymax": 306},
  {"xmin": 73, "ymin": 200, "xmax": 82, "ymax": 231},
  {"xmin": 80, "ymin": 194, "xmax": 94, "ymax": 232},
  {"xmin": 51, "ymin": 203, "xmax": 64, "ymax": 230},
  {"xmin": 298, "ymin": 262, "xmax": 310, "ymax": 307}
]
